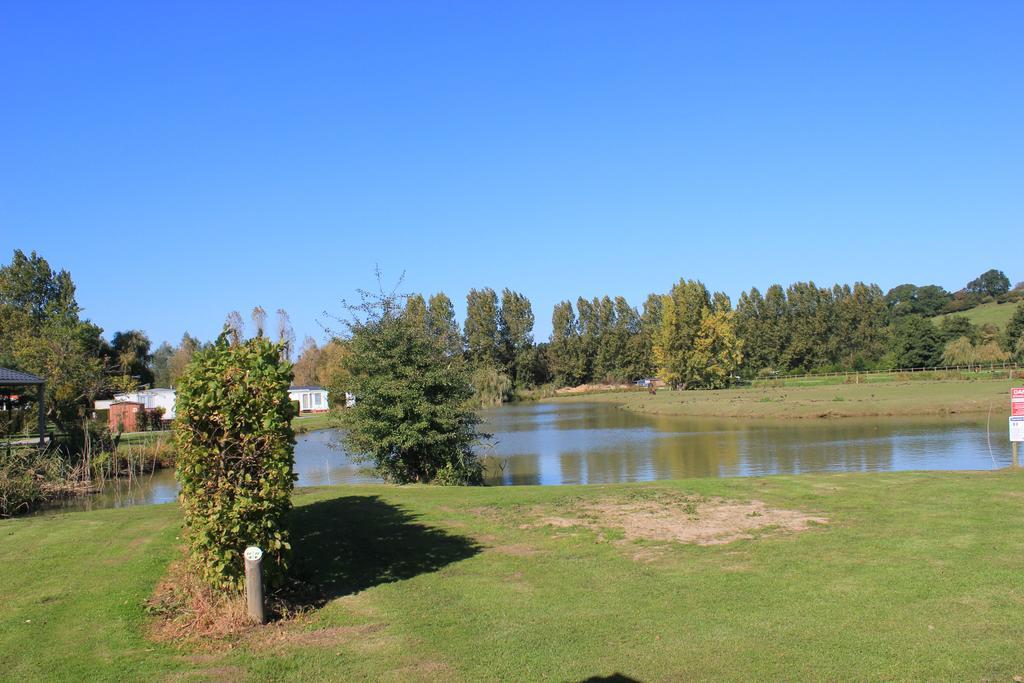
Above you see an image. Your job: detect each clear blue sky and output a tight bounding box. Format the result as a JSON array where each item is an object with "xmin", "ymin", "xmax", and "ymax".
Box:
[{"xmin": 2, "ymin": 2, "xmax": 1021, "ymax": 348}]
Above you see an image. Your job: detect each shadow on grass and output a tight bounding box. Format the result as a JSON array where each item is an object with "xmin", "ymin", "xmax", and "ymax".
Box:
[{"xmin": 288, "ymin": 495, "xmax": 480, "ymax": 604}]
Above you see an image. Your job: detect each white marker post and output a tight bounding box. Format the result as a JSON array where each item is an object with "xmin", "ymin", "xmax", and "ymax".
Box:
[{"xmin": 243, "ymin": 546, "xmax": 266, "ymax": 624}]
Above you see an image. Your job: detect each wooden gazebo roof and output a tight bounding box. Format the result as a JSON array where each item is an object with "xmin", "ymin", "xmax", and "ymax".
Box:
[
  {"xmin": 0, "ymin": 367, "xmax": 45, "ymax": 386},
  {"xmin": 0, "ymin": 368, "xmax": 47, "ymax": 445}
]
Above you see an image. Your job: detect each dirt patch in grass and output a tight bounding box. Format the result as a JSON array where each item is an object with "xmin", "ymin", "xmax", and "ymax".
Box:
[{"xmin": 526, "ymin": 496, "xmax": 827, "ymax": 547}]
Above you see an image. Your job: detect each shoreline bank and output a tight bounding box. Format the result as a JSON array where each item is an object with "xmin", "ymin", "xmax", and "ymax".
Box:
[{"xmin": 547, "ymin": 377, "xmax": 1018, "ymax": 420}]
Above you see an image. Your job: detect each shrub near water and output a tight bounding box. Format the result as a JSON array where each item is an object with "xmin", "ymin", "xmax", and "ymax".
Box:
[
  {"xmin": 174, "ymin": 332, "xmax": 296, "ymax": 591},
  {"xmin": 0, "ymin": 445, "xmax": 74, "ymax": 517},
  {"xmin": 336, "ymin": 286, "xmax": 485, "ymax": 485}
]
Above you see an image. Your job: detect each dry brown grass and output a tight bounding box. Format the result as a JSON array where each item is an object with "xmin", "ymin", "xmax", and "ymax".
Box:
[
  {"xmin": 146, "ymin": 558, "xmax": 253, "ymax": 645},
  {"xmin": 522, "ymin": 495, "xmax": 827, "ymax": 547}
]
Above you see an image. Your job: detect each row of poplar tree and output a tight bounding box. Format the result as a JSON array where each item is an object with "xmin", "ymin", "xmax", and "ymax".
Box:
[{"xmin": 384, "ymin": 275, "xmax": 1023, "ymax": 393}]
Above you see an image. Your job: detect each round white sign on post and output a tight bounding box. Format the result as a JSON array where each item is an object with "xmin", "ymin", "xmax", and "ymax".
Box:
[{"xmin": 244, "ymin": 546, "xmax": 263, "ymax": 562}]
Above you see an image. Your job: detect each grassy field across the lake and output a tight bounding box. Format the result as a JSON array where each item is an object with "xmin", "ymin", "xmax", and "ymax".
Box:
[
  {"xmin": 554, "ymin": 376, "xmax": 1020, "ymax": 420},
  {"xmin": 933, "ymin": 299, "xmax": 1020, "ymax": 331},
  {"xmin": 3, "ymin": 470, "xmax": 1024, "ymax": 681}
]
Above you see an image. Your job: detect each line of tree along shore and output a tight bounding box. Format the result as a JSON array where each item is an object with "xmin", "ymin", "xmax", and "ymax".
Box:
[{"xmin": 285, "ymin": 269, "xmax": 1024, "ymax": 400}]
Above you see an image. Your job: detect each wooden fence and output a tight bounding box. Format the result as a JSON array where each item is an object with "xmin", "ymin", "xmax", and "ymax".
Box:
[{"xmin": 756, "ymin": 362, "xmax": 1021, "ymax": 383}]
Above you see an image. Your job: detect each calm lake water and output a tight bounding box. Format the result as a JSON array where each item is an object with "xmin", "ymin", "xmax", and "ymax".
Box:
[{"xmin": 66, "ymin": 402, "xmax": 1013, "ymax": 511}]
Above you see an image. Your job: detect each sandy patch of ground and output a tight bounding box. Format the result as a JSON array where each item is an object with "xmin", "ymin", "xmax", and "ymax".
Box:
[{"xmin": 525, "ymin": 497, "xmax": 827, "ymax": 547}]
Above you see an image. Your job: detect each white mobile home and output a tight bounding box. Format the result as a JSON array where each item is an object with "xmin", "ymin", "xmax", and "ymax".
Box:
[
  {"xmin": 289, "ymin": 386, "xmax": 329, "ymax": 413},
  {"xmin": 111, "ymin": 388, "xmax": 178, "ymax": 420}
]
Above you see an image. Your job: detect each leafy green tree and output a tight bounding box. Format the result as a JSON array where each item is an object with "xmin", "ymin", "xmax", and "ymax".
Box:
[
  {"xmin": 653, "ymin": 279, "xmax": 711, "ymax": 388},
  {"xmin": 151, "ymin": 342, "xmax": 174, "ymax": 388},
  {"xmin": 427, "ymin": 292, "xmax": 463, "ymax": 356},
  {"xmin": 470, "ymin": 364, "xmax": 512, "ymax": 407},
  {"xmin": 938, "ymin": 315, "xmax": 978, "ymax": 344},
  {"xmin": 783, "ymin": 282, "xmax": 834, "ymax": 371},
  {"xmin": 292, "ymin": 336, "xmax": 322, "ymax": 386},
  {"xmin": 0, "ymin": 250, "xmax": 105, "ymax": 435},
  {"xmin": 0, "ymin": 249, "xmax": 78, "ymax": 327},
  {"xmin": 975, "ymin": 342, "xmax": 1011, "ymax": 362},
  {"xmin": 943, "ymin": 336, "xmax": 1009, "ymax": 366},
  {"xmin": 886, "ymin": 316, "xmax": 943, "ymax": 368},
  {"xmin": 736, "ymin": 286, "xmax": 789, "ymax": 374},
  {"xmin": 168, "ymin": 333, "xmax": 202, "ymax": 387},
  {"xmin": 520, "ymin": 342, "xmax": 553, "ymax": 387},
  {"xmin": 174, "ymin": 331, "xmax": 296, "ymax": 592},
  {"xmin": 404, "ymin": 293, "xmax": 428, "ymax": 330},
  {"xmin": 339, "ymin": 288, "xmax": 484, "ymax": 485},
  {"xmin": 110, "ymin": 330, "xmax": 154, "ymax": 386},
  {"xmin": 612, "ymin": 296, "xmax": 645, "ymax": 381},
  {"xmin": 831, "ymin": 283, "xmax": 889, "ymax": 369},
  {"xmin": 575, "ymin": 297, "xmax": 599, "ymax": 382},
  {"xmin": 687, "ymin": 308, "xmax": 743, "ymax": 388},
  {"xmin": 761, "ymin": 284, "xmax": 791, "ymax": 371},
  {"xmin": 978, "ymin": 323, "xmax": 1001, "ymax": 346},
  {"xmin": 498, "ymin": 288, "xmax": 535, "ymax": 388},
  {"xmin": 1003, "ymin": 303, "xmax": 1024, "ymax": 357},
  {"xmin": 886, "ymin": 284, "xmax": 951, "ymax": 317},
  {"xmin": 966, "ymin": 269, "xmax": 1010, "ymax": 298},
  {"xmin": 915, "ymin": 285, "xmax": 954, "ymax": 316},
  {"xmin": 637, "ymin": 293, "xmax": 662, "ymax": 378},
  {"xmin": 464, "ymin": 288, "xmax": 500, "ymax": 368},
  {"xmin": 942, "ymin": 337, "xmax": 975, "ymax": 366},
  {"xmin": 592, "ymin": 296, "xmax": 618, "ymax": 382},
  {"xmin": 549, "ymin": 301, "xmax": 583, "ymax": 386},
  {"xmin": 316, "ymin": 339, "xmax": 353, "ymax": 395}
]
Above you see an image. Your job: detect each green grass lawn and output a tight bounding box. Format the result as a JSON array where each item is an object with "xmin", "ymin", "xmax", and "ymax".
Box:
[
  {"xmin": 4, "ymin": 471, "xmax": 1024, "ymax": 680},
  {"xmin": 934, "ymin": 300, "xmax": 1021, "ymax": 331},
  {"xmin": 292, "ymin": 413, "xmax": 335, "ymax": 434},
  {"xmin": 556, "ymin": 377, "xmax": 1019, "ymax": 419}
]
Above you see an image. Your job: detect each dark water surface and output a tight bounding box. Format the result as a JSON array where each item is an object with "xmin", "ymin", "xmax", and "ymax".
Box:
[{"xmin": 62, "ymin": 402, "xmax": 1012, "ymax": 511}]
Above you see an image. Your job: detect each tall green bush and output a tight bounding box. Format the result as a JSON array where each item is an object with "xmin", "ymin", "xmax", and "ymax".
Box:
[
  {"xmin": 174, "ymin": 332, "xmax": 296, "ymax": 592},
  {"xmin": 337, "ymin": 286, "xmax": 485, "ymax": 485}
]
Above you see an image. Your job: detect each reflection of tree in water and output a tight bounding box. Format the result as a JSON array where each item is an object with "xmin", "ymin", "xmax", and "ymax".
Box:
[
  {"xmin": 734, "ymin": 420, "xmax": 896, "ymax": 476},
  {"xmin": 479, "ymin": 404, "xmax": 995, "ymax": 485},
  {"xmin": 497, "ymin": 454, "xmax": 544, "ymax": 485},
  {"xmin": 649, "ymin": 427, "xmax": 743, "ymax": 479}
]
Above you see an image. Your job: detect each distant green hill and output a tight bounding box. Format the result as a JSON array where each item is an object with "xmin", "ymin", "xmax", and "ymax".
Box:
[{"xmin": 933, "ymin": 300, "xmax": 1020, "ymax": 331}]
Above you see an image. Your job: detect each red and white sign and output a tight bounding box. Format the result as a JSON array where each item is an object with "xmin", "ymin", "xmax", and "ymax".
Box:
[{"xmin": 1012, "ymin": 388, "xmax": 1024, "ymax": 417}]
